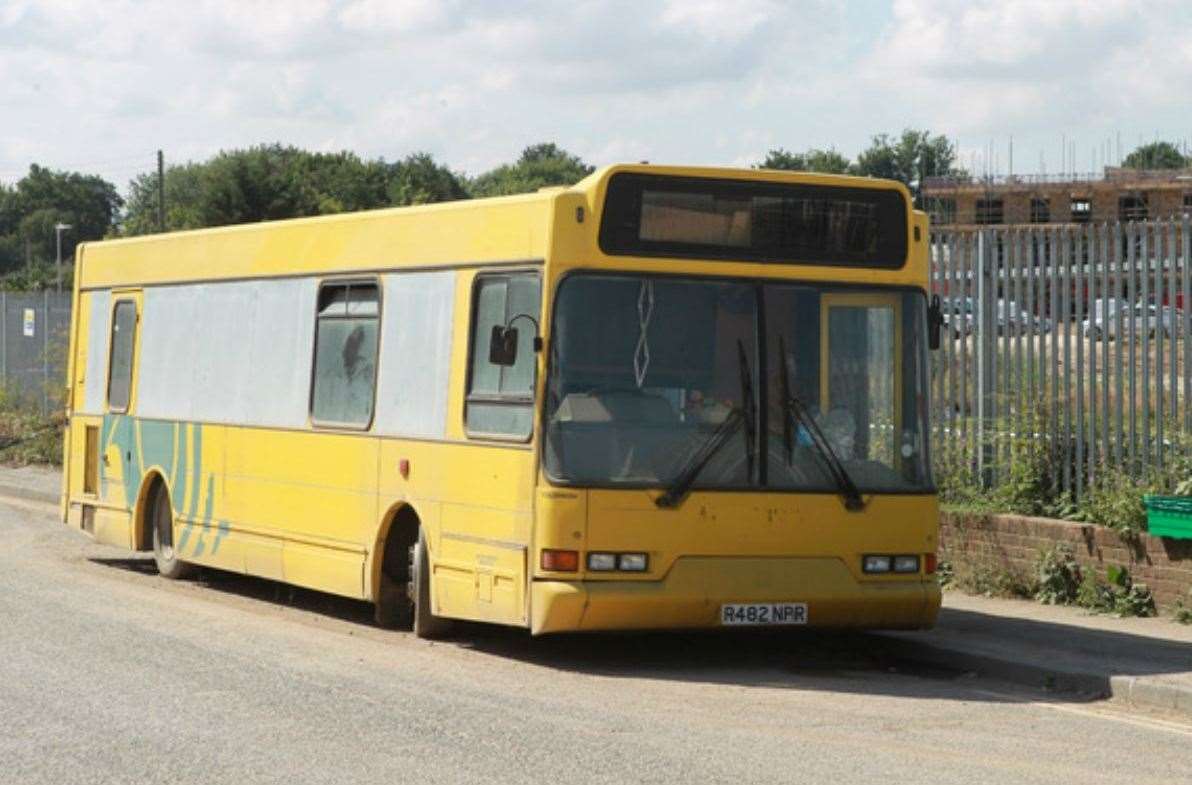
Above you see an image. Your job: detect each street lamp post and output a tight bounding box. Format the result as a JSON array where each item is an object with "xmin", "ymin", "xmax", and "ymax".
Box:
[{"xmin": 54, "ymin": 222, "xmax": 72, "ymax": 294}]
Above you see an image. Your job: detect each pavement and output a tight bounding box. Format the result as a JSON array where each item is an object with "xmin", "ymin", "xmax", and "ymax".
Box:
[
  {"xmin": 878, "ymin": 593, "xmax": 1192, "ymax": 719},
  {"xmin": 10, "ymin": 464, "xmax": 1192, "ymax": 726}
]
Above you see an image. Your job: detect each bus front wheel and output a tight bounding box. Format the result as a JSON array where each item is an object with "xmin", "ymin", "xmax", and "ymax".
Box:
[
  {"xmin": 151, "ymin": 484, "xmax": 195, "ymax": 580},
  {"xmin": 409, "ymin": 528, "xmax": 452, "ymax": 639}
]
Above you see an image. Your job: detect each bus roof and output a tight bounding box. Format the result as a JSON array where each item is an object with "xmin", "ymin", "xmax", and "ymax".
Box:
[{"xmin": 76, "ymin": 165, "xmax": 919, "ymax": 290}]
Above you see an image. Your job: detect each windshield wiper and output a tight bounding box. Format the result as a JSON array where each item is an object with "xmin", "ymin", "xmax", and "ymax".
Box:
[
  {"xmin": 736, "ymin": 339, "xmax": 757, "ymax": 480},
  {"xmin": 778, "ymin": 337, "xmax": 794, "ymax": 466},
  {"xmin": 784, "ymin": 391, "xmax": 866, "ymax": 512},
  {"xmin": 654, "ymin": 407, "xmax": 744, "ymax": 508},
  {"xmin": 656, "ymin": 342, "xmax": 756, "ymax": 509}
]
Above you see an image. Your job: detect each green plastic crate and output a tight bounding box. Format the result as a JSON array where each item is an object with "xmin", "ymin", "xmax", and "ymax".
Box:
[{"xmin": 1143, "ymin": 495, "xmax": 1192, "ymax": 540}]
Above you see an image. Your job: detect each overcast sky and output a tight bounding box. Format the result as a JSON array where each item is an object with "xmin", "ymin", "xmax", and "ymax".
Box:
[{"xmin": 2, "ymin": 0, "xmax": 1190, "ymax": 191}]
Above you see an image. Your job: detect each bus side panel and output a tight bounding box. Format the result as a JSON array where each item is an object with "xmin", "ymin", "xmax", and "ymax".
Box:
[
  {"xmin": 380, "ymin": 269, "xmax": 535, "ymax": 626},
  {"xmin": 127, "ymin": 276, "xmax": 371, "ymax": 599},
  {"xmin": 386, "ymin": 442, "xmax": 532, "ymax": 626},
  {"xmin": 64, "ymin": 288, "xmax": 97, "ymax": 530},
  {"xmin": 88, "ymin": 291, "xmax": 144, "ymax": 551},
  {"xmin": 224, "ymin": 426, "xmax": 376, "ymax": 600}
]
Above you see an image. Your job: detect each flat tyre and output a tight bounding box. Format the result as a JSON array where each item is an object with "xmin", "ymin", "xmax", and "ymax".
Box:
[
  {"xmin": 409, "ymin": 528, "xmax": 452, "ymax": 639},
  {"xmin": 151, "ymin": 484, "xmax": 195, "ymax": 580}
]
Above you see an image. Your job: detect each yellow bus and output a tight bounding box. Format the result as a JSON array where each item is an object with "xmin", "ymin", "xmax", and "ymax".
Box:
[{"xmin": 61, "ymin": 164, "xmax": 942, "ymax": 637}]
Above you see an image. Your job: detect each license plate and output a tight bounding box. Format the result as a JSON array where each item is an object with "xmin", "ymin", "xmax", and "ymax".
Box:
[{"xmin": 720, "ymin": 603, "xmax": 807, "ymax": 626}]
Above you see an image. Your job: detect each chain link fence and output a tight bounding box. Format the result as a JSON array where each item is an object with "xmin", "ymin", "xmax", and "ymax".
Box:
[{"xmin": 0, "ymin": 292, "xmax": 71, "ymax": 414}]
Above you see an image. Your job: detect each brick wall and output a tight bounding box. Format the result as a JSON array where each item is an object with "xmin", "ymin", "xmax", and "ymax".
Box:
[
  {"xmin": 940, "ymin": 511, "xmax": 1192, "ymax": 611},
  {"xmin": 926, "ymin": 179, "xmax": 1192, "ymax": 226}
]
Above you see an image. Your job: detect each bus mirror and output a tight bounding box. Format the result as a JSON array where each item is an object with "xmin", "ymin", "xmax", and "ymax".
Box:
[
  {"xmin": 489, "ymin": 325, "xmax": 519, "ymax": 366},
  {"xmin": 928, "ymin": 294, "xmax": 943, "ymax": 351}
]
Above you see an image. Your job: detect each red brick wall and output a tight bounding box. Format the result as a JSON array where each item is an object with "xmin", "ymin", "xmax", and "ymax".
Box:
[{"xmin": 940, "ymin": 511, "xmax": 1192, "ymax": 611}]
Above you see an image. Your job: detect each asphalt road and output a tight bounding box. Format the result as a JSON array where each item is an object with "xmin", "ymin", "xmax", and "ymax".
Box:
[{"xmin": 2, "ymin": 497, "xmax": 1189, "ymax": 785}]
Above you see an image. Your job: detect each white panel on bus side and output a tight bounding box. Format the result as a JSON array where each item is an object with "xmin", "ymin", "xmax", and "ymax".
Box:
[
  {"xmin": 80, "ymin": 289, "xmax": 112, "ymax": 415},
  {"xmin": 138, "ymin": 279, "xmax": 315, "ymax": 429},
  {"xmin": 242, "ymin": 278, "xmax": 316, "ymax": 428},
  {"xmin": 139, "ymin": 285, "xmax": 198, "ymax": 421},
  {"xmin": 192, "ymin": 282, "xmax": 253, "ymax": 423},
  {"xmin": 375, "ymin": 271, "xmax": 456, "ymax": 439}
]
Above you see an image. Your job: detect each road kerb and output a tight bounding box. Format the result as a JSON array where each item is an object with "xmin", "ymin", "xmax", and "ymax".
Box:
[
  {"xmin": 877, "ymin": 635, "xmax": 1110, "ymax": 695},
  {"xmin": 1110, "ymin": 675, "xmax": 1192, "ymax": 717},
  {"xmin": 886, "ymin": 635, "xmax": 1192, "ymax": 721},
  {"xmin": 878, "ymin": 634, "xmax": 1192, "ymax": 720}
]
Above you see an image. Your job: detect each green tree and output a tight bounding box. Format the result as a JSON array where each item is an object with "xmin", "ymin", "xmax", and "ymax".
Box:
[
  {"xmin": 0, "ymin": 184, "xmax": 21, "ymax": 271},
  {"xmin": 757, "ymin": 148, "xmax": 807, "ymax": 170},
  {"xmin": 1122, "ymin": 141, "xmax": 1188, "ymax": 170},
  {"xmin": 0, "ymin": 182, "xmax": 17, "ymax": 237},
  {"xmin": 121, "ymin": 145, "xmax": 399, "ymax": 235},
  {"xmin": 196, "ymin": 145, "xmax": 331, "ymax": 226},
  {"xmin": 0, "ymin": 165, "xmax": 121, "ymax": 278},
  {"xmin": 469, "ymin": 143, "xmax": 594, "ymax": 197},
  {"xmin": 122, "ymin": 161, "xmax": 207, "ymax": 236},
  {"xmin": 852, "ymin": 129, "xmax": 960, "ymax": 204},
  {"xmin": 757, "ymin": 147, "xmax": 850, "ymax": 174},
  {"xmin": 386, "ymin": 153, "xmax": 469, "ymax": 206}
]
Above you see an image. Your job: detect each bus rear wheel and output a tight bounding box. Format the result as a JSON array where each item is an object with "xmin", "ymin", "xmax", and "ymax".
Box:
[
  {"xmin": 409, "ymin": 528, "xmax": 452, "ymax": 639},
  {"xmin": 151, "ymin": 484, "xmax": 195, "ymax": 580}
]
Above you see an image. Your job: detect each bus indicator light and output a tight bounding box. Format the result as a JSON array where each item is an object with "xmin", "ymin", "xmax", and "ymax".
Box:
[
  {"xmin": 541, "ymin": 549, "xmax": 579, "ymax": 572},
  {"xmin": 924, "ymin": 553, "xmax": 938, "ymax": 574}
]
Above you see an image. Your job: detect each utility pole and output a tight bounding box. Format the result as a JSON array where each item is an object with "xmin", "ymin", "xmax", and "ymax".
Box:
[
  {"xmin": 54, "ymin": 222, "xmax": 72, "ymax": 294},
  {"xmin": 157, "ymin": 149, "xmax": 165, "ymax": 232}
]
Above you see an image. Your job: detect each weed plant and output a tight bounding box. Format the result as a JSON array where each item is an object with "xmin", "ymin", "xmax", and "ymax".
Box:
[{"xmin": 1034, "ymin": 544, "xmax": 1082, "ymax": 605}]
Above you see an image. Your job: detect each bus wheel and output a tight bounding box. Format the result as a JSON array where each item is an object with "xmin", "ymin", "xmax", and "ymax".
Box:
[
  {"xmin": 408, "ymin": 528, "xmax": 452, "ymax": 639},
  {"xmin": 151, "ymin": 484, "xmax": 195, "ymax": 580}
]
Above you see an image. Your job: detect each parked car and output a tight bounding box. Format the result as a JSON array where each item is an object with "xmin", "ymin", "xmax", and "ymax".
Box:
[
  {"xmin": 995, "ymin": 300, "xmax": 1051, "ymax": 336},
  {"xmin": 941, "ymin": 297, "xmax": 1050, "ymax": 337},
  {"xmin": 1082, "ymin": 299, "xmax": 1172, "ymax": 339},
  {"xmin": 942, "ymin": 296, "xmax": 973, "ymax": 337}
]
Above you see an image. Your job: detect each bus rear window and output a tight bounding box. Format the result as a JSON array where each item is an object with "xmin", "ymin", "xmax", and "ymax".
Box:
[{"xmin": 599, "ymin": 173, "xmax": 909, "ymax": 268}]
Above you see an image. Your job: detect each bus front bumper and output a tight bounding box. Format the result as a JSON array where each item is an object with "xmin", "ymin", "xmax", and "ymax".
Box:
[{"xmin": 530, "ymin": 556, "xmax": 941, "ymax": 635}]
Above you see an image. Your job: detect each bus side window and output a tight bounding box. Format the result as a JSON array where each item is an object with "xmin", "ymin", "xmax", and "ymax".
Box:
[
  {"xmin": 466, "ymin": 272, "xmax": 541, "ymax": 440},
  {"xmin": 310, "ymin": 281, "xmax": 380, "ymax": 428},
  {"xmin": 107, "ymin": 300, "xmax": 137, "ymax": 412}
]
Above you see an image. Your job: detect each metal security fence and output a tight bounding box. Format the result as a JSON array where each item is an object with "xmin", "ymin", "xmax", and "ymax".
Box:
[
  {"xmin": 0, "ymin": 292, "xmax": 71, "ymax": 414},
  {"xmin": 931, "ymin": 219, "xmax": 1192, "ymax": 501}
]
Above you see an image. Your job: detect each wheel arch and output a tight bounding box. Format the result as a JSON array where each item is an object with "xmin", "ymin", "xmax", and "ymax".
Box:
[
  {"xmin": 132, "ymin": 467, "xmax": 171, "ymax": 552},
  {"xmin": 368, "ymin": 502, "xmax": 423, "ymax": 602}
]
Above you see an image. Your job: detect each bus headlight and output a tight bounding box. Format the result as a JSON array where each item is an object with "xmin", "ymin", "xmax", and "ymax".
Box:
[
  {"xmin": 863, "ymin": 555, "xmax": 892, "ymax": 573},
  {"xmin": 587, "ymin": 553, "xmax": 617, "ymax": 571},
  {"xmin": 893, "ymin": 555, "xmax": 920, "ymax": 573},
  {"xmin": 586, "ymin": 552, "xmax": 648, "ymax": 572},
  {"xmin": 618, "ymin": 553, "xmax": 648, "ymax": 572}
]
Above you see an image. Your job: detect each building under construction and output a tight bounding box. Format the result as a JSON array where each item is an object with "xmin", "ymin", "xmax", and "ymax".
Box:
[{"xmin": 923, "ymin": 167, "xmax": 1192, "ymax": 227}]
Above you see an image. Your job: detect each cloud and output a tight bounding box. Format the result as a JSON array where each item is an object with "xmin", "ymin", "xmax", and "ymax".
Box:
[
  {"xmin": 861, "ymin": 0, "xmax": 1192, "ymax": 139},
  {"xmin": 337, "ymin": 0, "xmax": 455, "ymax": 34},
  {"xmin": 1, "ymin": 1, "xmax": 1190, "ymax": 188}
]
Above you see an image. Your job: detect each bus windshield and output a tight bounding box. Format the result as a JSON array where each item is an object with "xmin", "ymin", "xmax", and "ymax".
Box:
[{"xmin": 544, "ymin": 273, "xmax": 931, "ymax": 494}]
